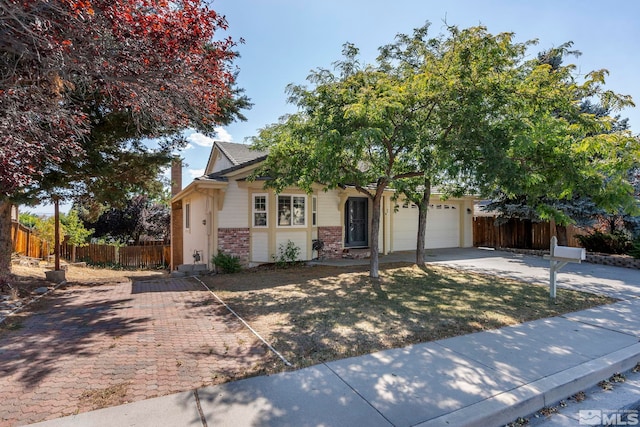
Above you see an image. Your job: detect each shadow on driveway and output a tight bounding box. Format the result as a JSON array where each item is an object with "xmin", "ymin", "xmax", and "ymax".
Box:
[{"xmin": 0, "ymin": 277, "xmax": 271, "ymax": 427}]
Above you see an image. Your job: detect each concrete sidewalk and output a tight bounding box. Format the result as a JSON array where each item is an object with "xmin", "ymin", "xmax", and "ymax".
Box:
[{"xmin": 28, "ymin": 250, "xmax": 640, "ymax": 427}]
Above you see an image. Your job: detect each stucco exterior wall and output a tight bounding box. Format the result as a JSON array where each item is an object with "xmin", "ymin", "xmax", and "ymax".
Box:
[
  {"xmin": 210, "ymin": 152, "xmax": 234, "ymax": 174},
  {"xmin": 218, "ymin": 180, "xmax": 249, "ymax": 228},
  {"xmin": 317, "ymin": 189, "xmax": 341, "ymax": 227},
  {"xmin": 275, "ymin": 230, "xmax": 308, "ymax": 261},
  {"xmin": 461, "ymin": 199, "xmax": 474, "ymax": 247},
  {"xmin": 182, "ymin": 193, "xmax": 212, "ymax": 267}
]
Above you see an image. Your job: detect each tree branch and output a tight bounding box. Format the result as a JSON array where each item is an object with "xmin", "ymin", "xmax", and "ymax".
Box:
[{"xmin": 391, "ymin": 171, "xmax": 424, "ymax": 180}]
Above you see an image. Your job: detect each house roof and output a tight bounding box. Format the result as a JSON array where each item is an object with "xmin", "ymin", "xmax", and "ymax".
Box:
[
  {"xmin": 200, "ymin": 141, "xmax": 268, "ymax": 181},
  {"xmin": 201, "ymin": 156, "xmax": 267, "ymax": 181},
  {"xmin": 171, "ymin": 142, "xmax": 267, "ymax": 202},
  {"xmin": 216, "ymin": 141, "xmax": 268, "ymax": 166}
]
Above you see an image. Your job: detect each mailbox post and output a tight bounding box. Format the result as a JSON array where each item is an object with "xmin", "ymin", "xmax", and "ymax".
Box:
[{"xmin": 543, "ymin": 236, "xmax": 586, "ymax": 300}]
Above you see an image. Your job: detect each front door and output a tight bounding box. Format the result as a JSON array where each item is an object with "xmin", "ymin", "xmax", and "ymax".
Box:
[{"xmin": 345, "ymin": 197, "xmax": 368, "ymax": 247}]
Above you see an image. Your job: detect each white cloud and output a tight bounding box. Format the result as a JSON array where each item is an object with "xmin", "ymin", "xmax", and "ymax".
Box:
[
  {"xmin": 214, "ymin": 126, "xmax": 233, "ymax": 142},
  {"xmin": 189, "ymin": 168, "xmax": 205, "ymax": 178},
  {"xmin": 187, "ymin": 133, "xmax": 215, "ymax": 147},
  {"xmin": 186, "ymin": 127, "xmax": 233, "ymax": 148}
]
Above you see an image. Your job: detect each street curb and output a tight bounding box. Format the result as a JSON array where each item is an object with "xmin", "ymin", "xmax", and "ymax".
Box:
[{"xmin": 416, "ymin": 343, "xmax": 640, "ymax": 427}]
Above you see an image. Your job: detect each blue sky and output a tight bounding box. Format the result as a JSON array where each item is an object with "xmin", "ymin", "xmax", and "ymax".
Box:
[
  {"xmin": 32, "ymin": 0, "xmax": 639, "ymax": 215},
  {"xmin": 183, "ymin": 0, "xmax": 639, "ymax": 177}
]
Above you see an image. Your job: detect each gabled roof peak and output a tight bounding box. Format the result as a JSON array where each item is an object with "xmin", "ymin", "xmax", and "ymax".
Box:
[{"xmin": 215, "ymin": 141, "xmax": 268, "ymax": 166}]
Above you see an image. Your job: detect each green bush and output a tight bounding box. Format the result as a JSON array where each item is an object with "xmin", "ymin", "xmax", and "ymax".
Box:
[
  {"xmin": 273, "ymin": 240, "xmax": 301, "ymax": 268},
  {"xmin": 576, "ymin": 230, "xmax": 632, "ymax": 255},
  {"xmin": 211, "ymin": 251, "xmax": 241, "ymax": 274}
]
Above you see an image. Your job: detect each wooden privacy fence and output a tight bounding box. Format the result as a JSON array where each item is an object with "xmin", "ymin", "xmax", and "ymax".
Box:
[
  {"xmin": 119, "ymin": 245, "xmax": 170, "ymax": 269},
  {"xmin": 10, "ymin": 222, "xmax": 48, "ymax": 259},
  {"xmin": 61, "ymin": 243, "xmax": 170, "ymax": 269},
  {"xmin": 11, "ymin": 223, "xmax": 170, "ymax": 269},
  {"xmin": 473, "ymin": 216, "xmax": 585, "ymax": 249},
  {"xmin": 62, "ymin": 243, "xmax": 117, "ymax": 265}
]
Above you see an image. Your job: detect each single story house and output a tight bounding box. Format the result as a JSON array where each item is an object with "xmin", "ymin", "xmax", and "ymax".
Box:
[{"xmin": 170, "ymin": 141, "xmax": 475, "ymax": 269}]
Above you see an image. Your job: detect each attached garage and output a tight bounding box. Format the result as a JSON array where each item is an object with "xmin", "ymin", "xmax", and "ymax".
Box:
[{"xmin": 392, "ymin": 201, "xmax": 461, "ymax": 251}]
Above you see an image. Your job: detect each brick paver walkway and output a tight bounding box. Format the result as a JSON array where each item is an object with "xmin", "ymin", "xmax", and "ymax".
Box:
[{"xmin": 0, "ymin": 277, "xmax": 271, "ymax": 426}]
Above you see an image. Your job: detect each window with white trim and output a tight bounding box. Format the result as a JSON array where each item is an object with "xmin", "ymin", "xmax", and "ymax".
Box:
[
  {"xmin": 312, "ymin": 196, "xmax": 317, "ymax": 226},
  {"xmin": 278, "ymin": 195, "xmax": 306, "ymax": 227},
  {"xmin": 185, "ymin": 202, "xmax": 191, "ymax": 229},
  {"xmin": 253, "ymin": 194, "xmax": 268, "ymax": 227}
]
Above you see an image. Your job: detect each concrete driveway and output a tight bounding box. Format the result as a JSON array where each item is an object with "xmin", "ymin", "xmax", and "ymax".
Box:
[
  {"xmin": 424, "ymin": 247, "xmax": 640, "ymax": 300},
  {"xmin": 0, "ymin": 277, "xmax": 271, "ymax": 427}
]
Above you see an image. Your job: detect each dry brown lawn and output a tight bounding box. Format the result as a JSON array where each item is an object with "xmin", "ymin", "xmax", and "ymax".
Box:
[
  {"xmin": 199, "ymin": 262, "xmax": 615, "ymax": 370},
  {"xmin": 3, "ymin": 261, "xmax": 614, "ymax": 373},
  {"xmin": 9, "ymin": 263, "xmax": 167, "ymax": 289}
]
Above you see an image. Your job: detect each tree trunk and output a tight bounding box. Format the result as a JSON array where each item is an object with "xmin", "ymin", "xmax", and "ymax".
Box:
[
  {"xmin": 416, "ymin": 179, "xmax": 431, "ymax": 267},
  {"xmin": 416, "ymin": 179, "xmax": 431, "ymax": 265},
  {"xmin": 369, "ymin": 189, "xmax": 384, "ymax": 279},
  {"xmin": 556, "ymin": 224, "xmax": 568, "ymax": 246},
  {"xmin": 0, "ymin": 200, "xmax": 13, "ymax": 274}
]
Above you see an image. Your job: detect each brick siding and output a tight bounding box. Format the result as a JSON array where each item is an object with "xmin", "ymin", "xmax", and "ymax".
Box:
[
  {"xmin": 317, "ymin": 226, "xmax": 343, "ymax": 259},
  {"xmin": 217, "ymin": 228, "xmax": 250, "ymax": 265}
]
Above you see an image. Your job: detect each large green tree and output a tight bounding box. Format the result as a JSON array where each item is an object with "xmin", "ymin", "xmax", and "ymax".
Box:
[
  {"xmin": 378, "ymin": 24, "xmax": 531, "ymax": 263},
  {"xmin": 477, "ymin": 62, "xmax": 639, "ymax": 244},
  {"xmin": 60, "ymin": 209, "xmax": 94, "ymax": 262},
  {"xmin": 252, "ymin": 43, "xmax": 425, "ymax": 278},
  {"xmin": 483, "ymin": 45, "xmax": 639, "ymax": 245},
  {"xmin": 252, "ymin": 24, "xmax": 545, "ymax": 273}
]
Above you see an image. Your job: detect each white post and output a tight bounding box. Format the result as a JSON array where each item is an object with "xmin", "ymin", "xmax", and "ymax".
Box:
[{"xmin": 549, "ymin": 236, "xmax": 557, "ymax": 300}]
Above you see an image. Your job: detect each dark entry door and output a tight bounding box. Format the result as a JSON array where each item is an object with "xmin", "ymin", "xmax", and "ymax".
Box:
[{"xmin": 345, "ymin": 197, "xmax": 368, "ymax": 247}]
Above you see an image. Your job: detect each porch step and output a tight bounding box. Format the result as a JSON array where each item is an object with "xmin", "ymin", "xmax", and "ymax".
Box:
[
  {"xmin": 342, "ymin": 248, "xmax": 370, "ymax": 259},
  {"xmin": 173, "ymin": 264, "xmax": 209, "ymax": 277}
]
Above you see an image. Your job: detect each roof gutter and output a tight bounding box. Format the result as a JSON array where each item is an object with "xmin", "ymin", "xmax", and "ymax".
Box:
[{"xmin": 171, "ymin": 179, "xmax": 228, "ymax": 204}]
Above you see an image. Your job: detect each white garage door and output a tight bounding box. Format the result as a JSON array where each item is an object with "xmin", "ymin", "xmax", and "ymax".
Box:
[{"xmin": 392, "ymin": 202, "xmax": 460, "ymax": 250}]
